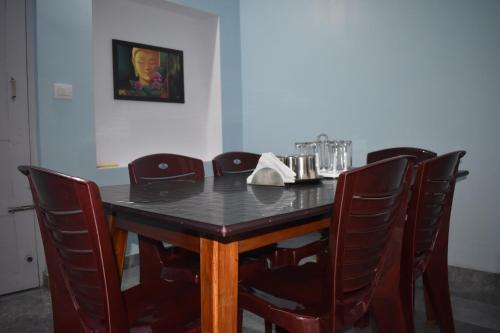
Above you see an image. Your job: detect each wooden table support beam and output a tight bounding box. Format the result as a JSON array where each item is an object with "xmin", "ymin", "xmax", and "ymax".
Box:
[
  {"xmin": 107, "ymin": 214, "xmax": 128, "ymax": 278},
  {"xmin": 238, "ymin": 217, "xmax": 330, "ymax": 253}
]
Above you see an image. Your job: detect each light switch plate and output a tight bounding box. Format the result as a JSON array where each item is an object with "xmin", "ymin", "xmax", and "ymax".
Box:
[{"xmin": 54, "ymin": 83, "xmax": 73, "ymax": 99}]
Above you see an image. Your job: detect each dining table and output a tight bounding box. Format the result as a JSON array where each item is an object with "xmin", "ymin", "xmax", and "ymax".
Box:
[
  {"xmin": 99, "ymin": 169, "xmax": 468, "ymax": 333},
  {"xmin": 100, "ymin": 174, "xmax": 336, "ymax": 332}
]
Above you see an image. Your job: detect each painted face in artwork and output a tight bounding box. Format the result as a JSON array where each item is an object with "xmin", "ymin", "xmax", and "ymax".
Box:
[{"xmin": 132, "ymin": 48, "xmax": 160, "ymax": 85}]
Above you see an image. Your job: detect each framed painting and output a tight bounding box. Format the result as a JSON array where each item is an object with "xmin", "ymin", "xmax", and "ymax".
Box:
[{"xmin": 112, "ymin": 39, "xmax": 185, "ymax": 103}]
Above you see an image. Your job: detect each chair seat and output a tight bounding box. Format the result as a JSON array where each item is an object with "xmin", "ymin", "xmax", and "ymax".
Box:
[
  {"xmin": 240, "ymin": 260, "xmax": 369, "ymax": 332},
  {"xmin": 125, "ymin": 279, "xmax": 200, "ymax": 332},
  {"xmin": 158, "ymin": 247, "xmax": 201, "ymax": 283},
  {"xmin": 240, "ymin": 262, "xmax": 329, "ymax": 319},
  {"xmin": 159, "ymin": 244, "xmax": 275, "ymax": 284}
]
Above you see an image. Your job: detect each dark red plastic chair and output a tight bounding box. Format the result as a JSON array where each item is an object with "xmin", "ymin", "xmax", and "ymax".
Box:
[
  {"xmin": 371, "ymin": 151, "xmax": 466, "ymax": 333},
  {"xmin": 238, "ymin": 155, "xmax": 415, "ymax": 333},
  {"xmin": 129, "ymin": 153, "xmax": 205, "ymax": 183},
  {"xmin": 128, "ymin": 153, "xmax": 204, "ymax": 284},
  {"xmin": 19, "ymin": 165, "xmax": 200, "ymax": 333},
  {"xmin": 367, "ymin": 147, "xmax": 436, "ymax": 164},
  {"xmin": 212, "ymin": 151, "xmax": 282, "ymax": 262},
  {"xmin": 352, "ymin": 146, "xmax": 438, "ymax": 328},
  {"xmin": 212, "ymin": 151, "xmax": 260, "ymax": 177}
]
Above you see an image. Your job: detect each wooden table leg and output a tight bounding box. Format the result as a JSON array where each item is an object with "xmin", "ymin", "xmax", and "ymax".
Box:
[
  {"xmin": 200, "ymin": 238, "xmax": 239, "ymax": 333},
  {"xmin": 107, "ymin": 214, "xmax": 128, "ymax": 278}
]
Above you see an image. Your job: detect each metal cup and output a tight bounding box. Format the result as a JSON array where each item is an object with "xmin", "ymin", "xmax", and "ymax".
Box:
[
  {"xmin": 295, "ymin": 155, "xmax": 318, "ymax": 180},
  {"xmin": 295, "ymin": 155, "xmax": 308, "ymax": 179},
  {"xmin": 285, "ymin": 155, "xmax": 317, "ymax": 180},
  {"xmin": 285, "ymin": 155, "xmax": 297, "ymax": 173},
  {"xmin": 305, "ymin": 155, "xmax": 317, "ymax": 179}
]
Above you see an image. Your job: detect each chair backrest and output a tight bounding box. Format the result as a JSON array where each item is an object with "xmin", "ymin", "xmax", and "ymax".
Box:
[
  {"xmin": 330, "ymin": 156, "xmax": 415, "ymax": 329},
  {"xmin": 128, "ymin": 153, "xmax": 204, "ymax": 184},
  {"xmin": 18, "ymin": 166, "xmax": 127, "ymax": 333},
  {"xmin": 367, "ymin": 147, "xmax": 436, "ymax": 164},
  {"xmin": 406, "ymin": 151, "xmax": 465, "ymax": 273},
  {"xmin": 211, "ymin": 151, "xmax": 260, "ymax": 177}
]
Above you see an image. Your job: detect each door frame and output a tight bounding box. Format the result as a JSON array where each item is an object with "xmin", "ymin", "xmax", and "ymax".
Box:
[{"xmin": 25, "ymin": 0, "xmax": 44, "ymax": 285}]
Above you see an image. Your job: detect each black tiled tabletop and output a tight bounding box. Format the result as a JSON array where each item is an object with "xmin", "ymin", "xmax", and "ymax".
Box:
[{"xmin": 100, "ymin": 174, "xmax": 336, "ymax": 240}]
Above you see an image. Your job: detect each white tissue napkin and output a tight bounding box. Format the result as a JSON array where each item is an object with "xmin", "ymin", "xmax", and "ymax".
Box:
[{"xmin": 247, "ymin": 152, "xmax": 296, "ymax": 184}]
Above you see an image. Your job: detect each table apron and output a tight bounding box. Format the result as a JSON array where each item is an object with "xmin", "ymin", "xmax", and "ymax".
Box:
[
  {"xmin": 109, "ymin": 214, "xmax": 330, "ymax": 254},
  {"xmin": 112, "ymin": 216, "xmax": 201, "ymax": 253},
  {"xmin": 238, "ymin": 217, "xmax": 330, "ymax": 253}
]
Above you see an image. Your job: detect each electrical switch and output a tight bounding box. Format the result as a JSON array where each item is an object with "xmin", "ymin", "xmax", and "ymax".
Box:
[{"xmin": 54, "ymin": 83, "xmax": 73, "ymax": 100}]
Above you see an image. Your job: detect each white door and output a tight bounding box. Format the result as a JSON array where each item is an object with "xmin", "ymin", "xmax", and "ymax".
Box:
[{"xmin": 0, "ymin": 0, "xmax": 40, "ymax": 295}]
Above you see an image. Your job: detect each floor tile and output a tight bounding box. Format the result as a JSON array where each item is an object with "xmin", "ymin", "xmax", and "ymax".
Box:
[{"xmin": 1, "ymin": 269, "xmax": 499, "ymax": 333}]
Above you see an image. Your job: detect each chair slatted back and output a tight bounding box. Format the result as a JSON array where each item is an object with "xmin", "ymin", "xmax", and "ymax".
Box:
[
  {"xmin": 19, "ymin": 166, "xmax": 127, "ymax": 333},
  {"xmin": 128, "ymin": 153, "xmax": 204, "ymax": 184},
  {"xmin": 212, "ymin": 151, "xmax": 260, "ymax": 177},
  {"xmin": 331, "ymin": 156, "xmax": 414, "ymax": 326},
  {"xmin": 407, "ymin": 151, "xmax": 465, "ymax": 271},
  {"xmin": 367, "ymin": 147, "xmax": 436, "ymax": 164}
]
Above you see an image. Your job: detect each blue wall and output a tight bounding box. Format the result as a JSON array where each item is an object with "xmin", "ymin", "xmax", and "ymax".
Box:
[
  {"xmin": 171, "ymin": 0, "xmax": 243, "ymax": 154},
  {"xmin": 240, "ymin": 0, "xmax": 500, "ymax": 272},
  {"xmin": 35, "ymin": 0, "xmax": 500, "ymax": 272},
  {"xmin": 35, "ymin": 0, "xmax": 242, "ymax": 185}
]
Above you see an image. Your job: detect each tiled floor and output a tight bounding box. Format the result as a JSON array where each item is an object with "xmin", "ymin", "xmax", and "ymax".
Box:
[
  {"xmin": 1, "ymin": 266, "xmax": 499, "ymax": 332},
  {"xmin": 243, "ymin": 288, "xmax": 500, "ymax": 333}
]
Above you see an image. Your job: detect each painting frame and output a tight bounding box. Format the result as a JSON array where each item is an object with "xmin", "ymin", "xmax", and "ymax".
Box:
[{"xmin": 112, "ymin": 39, "xmax": 185, "ymax": 103}]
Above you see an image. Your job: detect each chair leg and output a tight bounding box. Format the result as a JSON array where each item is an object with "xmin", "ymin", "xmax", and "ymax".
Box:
[
  {"xmin": 51, "ymin": 290, "xmax": 86, "ymax": 333},
  {"xmin": 371, "ymin": 296, "xmax": 411, "ymax": 333},
  {"xmin": 424, "ymin": 283, "xmax": 437, "ymax": 323},
  {"xmin": 423, "ymin": 269, "xmax": 455, "ymax": 333},
  {"xmin": 422, "ymin": 199, "xmax": 455, "ymax": 333},
  {"xmin": 354, "ymin": 313, "xmax": 370, "ymax": 329},
  {"xmin": 47, "ymin": 253, "xmax": 85, "ymax": 332},
  {"xmin": 138, "ymin": 235, "xmax": 165, "ymax": 283},
  {"xmin": 275, "ymin": 326, "xmax": 288, "ymax": 333},
  {"xmin": 238, "ymin": 309, "xmax": 243, "ymax": 333},
  {"xmin": 371, "ymin": 248, "xmax": 414, "ymax": 332},
  {"xmin": 371, "ymin": 275, "xmax": 414, "ymax": 333},
  {"xmin": 264, "ymin": 321, "xmax": 273, "ymax": 333}
]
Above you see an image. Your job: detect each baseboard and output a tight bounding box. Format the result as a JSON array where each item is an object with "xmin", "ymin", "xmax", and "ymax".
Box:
[
  {"xmin": 416, "ymin": 265, "xmax": 500, "ymax": 306},
  {"xmin": 447, "ymin": 265, "xmax": 500, "ymax": 306}
]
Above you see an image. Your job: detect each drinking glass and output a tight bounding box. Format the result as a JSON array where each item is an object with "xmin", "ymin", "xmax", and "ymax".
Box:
[
  {"xmin": 304, "ymin": 142, "xmax": 319, "ymax": 173},
  {"xmin": 330, "ymin": 140, "xmax": 352, "ymax": 176},
  {"xmin": 327, "ymin": 141, "xmax": 340, "ymax": 175},
  {"xmin": 294, "ymin": 142, "xmax": 307, "ymax": 156},
  {"xmin": 342, "ymin": 140, "xmax": 352, "ymax": 170},
  {"xmin": 316, "ymin": 134, "xmax": 330, "ymax": 172}
]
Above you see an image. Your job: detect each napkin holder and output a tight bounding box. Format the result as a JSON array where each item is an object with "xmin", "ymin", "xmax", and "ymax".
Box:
[{"xmin": 249, "ymin": 167, "xmax": 285, "ymax": 187}]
